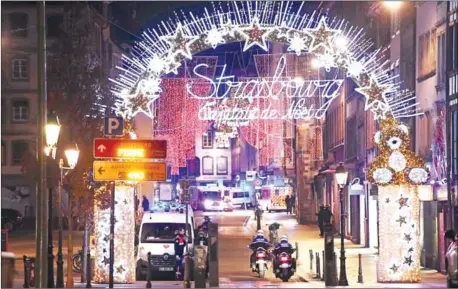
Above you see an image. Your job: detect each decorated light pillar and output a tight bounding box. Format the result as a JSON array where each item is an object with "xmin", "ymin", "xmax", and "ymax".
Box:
[
  {"xmin": 367, "ymin": 117, "xmax": 429, "ymax": 283},
  {"xmin": 93, "ymin": 184, "xmax": 135, "ymax": 284}
]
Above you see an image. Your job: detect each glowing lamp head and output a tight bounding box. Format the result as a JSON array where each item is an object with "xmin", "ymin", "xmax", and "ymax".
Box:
[
  {"xmin": 44, "ymin": 146, "xmax": 52, "ymax": 157},
  {"xmin": 45, "ymin": 114, "xmax": 60, "ymax": 148},
  {"xmin": 64, "ymin": 145, "xmax": 79, "ymax": 169},
  {"xmin": 335, "ymin": 162, "xmax": 348, "ymax": 187},
  {"xmin": 384, "ymin": 1, "xmax": 402, "ymax": 10},
  {"xmin": 127, "ymin": 171, "xmax": 145, "ymax": 181}
]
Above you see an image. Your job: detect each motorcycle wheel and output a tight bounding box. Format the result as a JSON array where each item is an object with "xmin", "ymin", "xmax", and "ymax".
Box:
[
  {"xmin": 259, "ymin": 268, "xmax": 265, "ymax": 278},
  {"xmin": 281, "ymin": 269, "xmax": 290, "ymax": 282},
  {"xmin": 72, "ymin": 254, "xmax": 82, "ymax": 273}
]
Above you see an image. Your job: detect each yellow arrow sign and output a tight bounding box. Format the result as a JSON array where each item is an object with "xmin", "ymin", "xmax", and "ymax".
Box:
[{"xmin": 93, "ymin": 161, "xmax": 167, "ymax": 181}]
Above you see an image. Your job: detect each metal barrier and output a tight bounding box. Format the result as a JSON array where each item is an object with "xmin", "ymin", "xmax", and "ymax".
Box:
[
  {"xmin": 315, "ymin": 252, "xmax": 321, "ymax": 280},
  {"xmin": 23, "ymin": 255, "xmax": 35, "ymax": 288},
  {"xmin": 357, "ymin": 253, "xmax": 363, "ymax": 283},
  {"xmin": 309, "ymin": 249, "xmax": 314, "ymax": 272},
  {"xmin": 146, "ymin": 252, "xmax": 152, "ymax": 288},
  {"xmin": 321, "ymin": 250, "xmax": 325, "ymax": 281}
]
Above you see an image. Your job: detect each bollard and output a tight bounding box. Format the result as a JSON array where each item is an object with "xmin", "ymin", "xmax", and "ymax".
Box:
[
  {"xmin": 332, "ymin": 253, "xmax": 339, "ymax": 285},
  {"xmin": 86, "ymin": 253, "xmax": 92, "ymax": 288},
  {"xmin": 357, "ymin": 253, "xmax": 363, "ymax": 283},
  {"xmin": 183, "ymin": 253, "xmax": 191, "ymax": 288},
  {"xmin": 146, "ymin": 252, "xmax": 152, "ymax": 288},
  {"xmin": 315, "ymin": 252, "xmax": 321, "ymax": 280},
  {"xmin": 194, "ymin": 245, "xmax": 207, "ymax": 288},
  {"xmin": 295, "ymin": 242, "xmax": 299, "ymax": 260},
  {"xmin": 309, "ymin": 250, "xmax": 314, "ymax": 272},
  {"xmin": 23, "ymin": 256, "xmax": 29, "ymax": 288},
  {"xmin": 321, "ymin": 250, "xmax": 325, "ymax": 281}
]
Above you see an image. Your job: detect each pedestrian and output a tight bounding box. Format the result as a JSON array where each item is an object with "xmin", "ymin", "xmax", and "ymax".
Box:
[
  {"xmin": 142, "ymin": 195, "xmax": 150, "ymax": 212},
  {"xmin": 290, "ymin": 193, "xmax": 296, "ymax": 214},
  {"xmin": 285, "ymin": 194, "xmax": 291, "ymax": 215},
  {"xmin": 316, "ymin": 204, "xmax": 325, "ymax": 237}
]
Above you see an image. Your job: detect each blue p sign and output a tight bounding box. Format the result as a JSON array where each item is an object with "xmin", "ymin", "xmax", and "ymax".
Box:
[{"xmin": 104, "ymin": 117, "xmax": 124, "ymax": 136}]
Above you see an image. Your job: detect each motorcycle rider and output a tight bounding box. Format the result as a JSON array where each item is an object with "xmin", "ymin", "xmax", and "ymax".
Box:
[
  {"xmin": 174, "ymin": 228, "xmax": 187, "ymax": 280},
  {"xmin": 272, "ymin": 235, "xmax": 296, "ymax": 275},
  {"xmin": 249, "ymin": 230, "xmax": 270, "ymax": 271},
  {"xmin": 198, "ymin": 216, "xmax": 211, "ymax": 233}
]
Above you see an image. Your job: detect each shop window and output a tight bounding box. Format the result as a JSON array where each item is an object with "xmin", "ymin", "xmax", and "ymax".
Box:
[
  {"xmin": 12, "ymin": 100, "xmax": 29, "ymax": 122},
  {"xmin": 418, "ymin": 29, "xmax": 437, "ymax": 80},
  {"xmin": 8, "ymin": 12, "xmax": 28, "ymax": 38},
  {"xmin": 202, "ymin": 132, "xmax": 213, "ymax": 148},
  {"xmin": 46, "ymin": 14, "xmax": 63, "ymax": 38},
  {"xmin": 202, "ymin": 156, "xmax": 214, "ymax": 175},
  {"xmin": 12, "ymin": 58, "xmax": 29, "ymax": 81},
  {"xmin": 11, "ymin": 140, "xmax": 29, "ymax": 165},
  {"xmin": 216, "ymin": 156, "xmax": 228, "ymax": 175}
]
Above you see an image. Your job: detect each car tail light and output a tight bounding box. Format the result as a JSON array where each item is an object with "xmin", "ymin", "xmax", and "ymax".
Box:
[
  {"xmin": 257, "ymin": 252, "xmax": 266, "ymax": 258},
  {"xmin": 280, "ymin": 256, "xmax": 289, "ymax": 262}
]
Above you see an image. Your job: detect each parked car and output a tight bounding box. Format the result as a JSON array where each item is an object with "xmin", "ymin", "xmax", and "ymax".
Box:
[
  {"xmin": 445, "ymin": 229, "xmax": 458, "ymax": 288},
  {"xmin": 1, "ymin": 209, "xmax": 23, "ymax": 231}
]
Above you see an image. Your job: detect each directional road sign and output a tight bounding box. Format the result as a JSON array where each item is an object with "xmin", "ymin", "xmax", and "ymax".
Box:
[
  {"xmin": 93, "ymin": 139, "xmax": 167, "ymax": 159},
  {"xmin": 93, "ymin": 161, "xmax": 167, "ymax": 181},
  {"xmin": 104, "ymin": 116, "xmax": 124, "ymax": 136}
]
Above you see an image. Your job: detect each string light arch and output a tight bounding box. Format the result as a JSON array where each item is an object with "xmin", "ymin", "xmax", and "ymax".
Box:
[{"xmin": 109, "ymin": 1, "xmax": 430, "ymax": 283}]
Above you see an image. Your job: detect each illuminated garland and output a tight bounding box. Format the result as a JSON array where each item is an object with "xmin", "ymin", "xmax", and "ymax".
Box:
[{"xmin": 110, "ymin": 1, "xmax": 422, "ymax": 124}]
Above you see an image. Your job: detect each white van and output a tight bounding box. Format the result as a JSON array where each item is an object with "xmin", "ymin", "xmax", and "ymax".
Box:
[
  {"xmin": 230, "ymin": 188, "xmax": 254, "ymax": 209},
  {"xmin": 136, "ymin": 202, "xmax": 195, "ymax": 280}
]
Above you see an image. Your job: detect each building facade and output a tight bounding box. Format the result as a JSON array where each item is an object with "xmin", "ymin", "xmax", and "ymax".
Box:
[
  {"xmin": 447, "ymin": 1, "xmax": 458, "ymax": 234},
  {"xmin": 1, "ymin": 2, "xmax": 129, "ymax": 216}
]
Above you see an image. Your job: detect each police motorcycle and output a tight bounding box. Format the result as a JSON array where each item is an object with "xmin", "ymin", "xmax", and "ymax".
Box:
[
  {"xmin": 248, "ymin": 230, "xmax": 271, "ymax": 278},
  {"xmin": 272, "ymin": 235, "xmax": 297, "ymax": 282}
]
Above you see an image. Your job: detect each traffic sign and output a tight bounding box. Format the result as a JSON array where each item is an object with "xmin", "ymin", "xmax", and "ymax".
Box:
[
  {"xmin": 93, "ymin": 161, "xmax": 167, "ymax": 181},
  {"xmin": 104, "ymin": 117, "xmax": 124, "ymax": 136},
  {"xmin": 93, "ymin": 139, "xmax": 167, "ymax": 159}
]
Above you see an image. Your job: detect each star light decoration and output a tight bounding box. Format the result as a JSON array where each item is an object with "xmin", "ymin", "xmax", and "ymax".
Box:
[
  {"xmin": 355, "ymin": 74, "xmax": 393, "ymax": 120},
  {"xmin": 237, "ymin": 16, "xmax": 274, "ymax": 52}
]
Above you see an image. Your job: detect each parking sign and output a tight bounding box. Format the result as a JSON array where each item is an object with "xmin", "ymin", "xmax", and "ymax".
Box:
[{"xmin": 104, "ymin": 116, "xmax": 124, "ymax": 136}]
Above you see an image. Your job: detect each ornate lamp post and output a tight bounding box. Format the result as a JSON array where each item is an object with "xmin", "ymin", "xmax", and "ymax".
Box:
[
  {"xmin": 45, "ymin": 113, "xmax": 61, "ymax": 288},
  {"xmin": 64, "ymin": 145, "xmax": 80, "ymax": 288},
  {"xmin": 335, "ymin": 162, "xmax": 349, "ymax": 286},
  {"xmin": 56, "ymin": 145, "xmax": 79, "ymax": 287}
]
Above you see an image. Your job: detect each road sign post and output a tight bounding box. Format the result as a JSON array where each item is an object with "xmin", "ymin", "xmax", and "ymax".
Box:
[
  {"xmin": 93, "ymin": 139, "xmax": 167, "ymax": 159},
  {"xmin": 93, "ymin": 161, "xmax": 167, "ymax": 182}
]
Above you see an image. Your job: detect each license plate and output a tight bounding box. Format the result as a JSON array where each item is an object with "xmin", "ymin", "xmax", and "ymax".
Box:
[
  {"xmin": 158, "ymin": 267, "xmax": 174, "ymax": 272},
  {"xmin": 280, "ymin": 263, "xmax": 290, "ymax": 268}
]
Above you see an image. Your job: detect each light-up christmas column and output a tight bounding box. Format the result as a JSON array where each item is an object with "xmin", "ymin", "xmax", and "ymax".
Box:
[{"xmin": 368, "ymin": 117, "xmax": 429, "ymax": 283}]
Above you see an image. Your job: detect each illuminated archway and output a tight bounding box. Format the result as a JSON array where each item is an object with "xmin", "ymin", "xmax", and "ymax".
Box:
[{"xmin": 106, "ymin": 1, "xmax": 428, "ymax": 283}]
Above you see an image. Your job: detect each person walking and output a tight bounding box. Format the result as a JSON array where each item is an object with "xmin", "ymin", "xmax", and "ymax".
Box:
[
  {"xmin": 142, "ymin": 195, "xmax": 150, "ymax": 212},
  {"xmin": 290, "ymin": 193, "xmax": 296, "ymax": 214},
  {"xmin": 285, "ymin": 194, "xmax": 292, "ymax": 215},
  {"xmin": 316, "ymin": 205, "xmax": 325, "ymax": 237}
]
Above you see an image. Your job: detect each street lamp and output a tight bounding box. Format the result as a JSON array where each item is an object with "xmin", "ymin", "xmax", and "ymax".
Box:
[
  {"xmin": 58, "ymin": 144, "xmax": 79, "ymax": 288},
  {"xmin": 335, "ymin": 162, "xmax": 349, "ymax": 286},
  {"xmin": 45, "ymin": 113, "xmax": 60, "ymax": 159},
  {"xmin": 383, "ymin": 1, "xmax": 402, "ymax": 10},
  {"xmin": 45, "ymin": 112, "xmax": 60, "ymax": 288}
]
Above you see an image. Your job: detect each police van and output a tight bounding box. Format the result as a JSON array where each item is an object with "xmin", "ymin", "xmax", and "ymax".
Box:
[{"xmin": 136, "ymin": 202, "xmax": 195, "ymax": 280}]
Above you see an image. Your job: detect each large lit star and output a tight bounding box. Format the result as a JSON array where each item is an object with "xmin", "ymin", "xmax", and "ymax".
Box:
[
  {"xmin": 304, "ymin": 17, "xmax": 341, "ymax": 53},
  {"xmin": 238, "ymin": 16, "xmax": 274, "ymax": 52},
  {"xmin": 355, "ymin": 74, "xmax": 392, "ymax": 111},
  {"xmin": 160, "ymin": 23, "xmax": 199, "ymax": 60}
]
